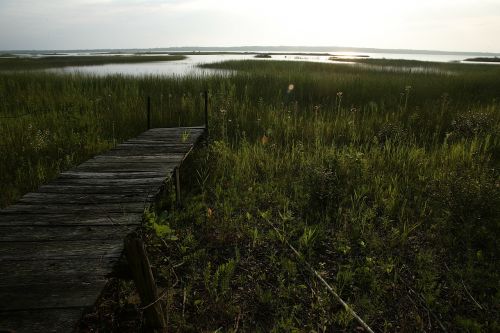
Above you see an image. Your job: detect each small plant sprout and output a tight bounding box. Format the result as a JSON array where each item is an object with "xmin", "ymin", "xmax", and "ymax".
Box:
[
  {"xmin": 336, "ymin": 91, "xmax": 343, "ymax": 111},
  {"xmin": 181, "ymin": 130, "xmax": 190, "ymax": 143}
]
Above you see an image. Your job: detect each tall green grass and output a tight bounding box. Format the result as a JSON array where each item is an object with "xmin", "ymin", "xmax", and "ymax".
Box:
[
  {"xmin": 0, "ymin": 71, "xmax": 213, "ymax": 205},
  {"xmin": 1, "ymin": 59, "xmax": 499, "ymax": 331}
]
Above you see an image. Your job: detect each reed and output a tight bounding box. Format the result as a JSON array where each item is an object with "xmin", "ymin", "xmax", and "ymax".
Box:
[{"xmin": 1, "ymin": 59, "xmax": 499, "ymax": 331}]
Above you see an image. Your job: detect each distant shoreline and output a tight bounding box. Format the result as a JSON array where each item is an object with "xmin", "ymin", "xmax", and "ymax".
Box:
[
  {"xmin": 2, "ymin": 46, "xmax": 500, "ymax": 58},
  {"xmin": 463, "ymin": 57, "xmax": 500, "ymax": 63}
]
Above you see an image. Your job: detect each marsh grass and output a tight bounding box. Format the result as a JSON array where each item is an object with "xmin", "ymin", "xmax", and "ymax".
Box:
[
  {"xmin": 2, "ymin": 59, "xmax": 499, "ymax": 331},
  {"xmin": 0, "ymin": 71, "xmax": 207, "ymax": 205},
  {"xmin": 0, "ymin": 55, "xmax": 186, "ymax": 71}
]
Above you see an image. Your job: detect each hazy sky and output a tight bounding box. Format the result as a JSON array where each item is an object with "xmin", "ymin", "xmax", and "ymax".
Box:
[{"xmin": 1, "ymin": 0, "xmax": 499, "ymax": 52}]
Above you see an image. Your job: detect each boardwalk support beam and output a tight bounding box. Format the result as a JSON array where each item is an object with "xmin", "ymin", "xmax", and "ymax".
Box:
[{"xmin": 124, "ymin": 233, "xmax": 167, "ymax": 331}]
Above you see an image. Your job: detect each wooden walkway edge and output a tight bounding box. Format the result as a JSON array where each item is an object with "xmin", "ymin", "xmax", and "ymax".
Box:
[{"xmin": 0, "ymin": 126, "xmax": 205, "ymax": 333}]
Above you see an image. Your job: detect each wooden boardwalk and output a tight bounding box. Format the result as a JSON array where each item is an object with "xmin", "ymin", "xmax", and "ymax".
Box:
[{"xmin": 0, "ymin": 127, "xmax": 205, "ymax": 333}]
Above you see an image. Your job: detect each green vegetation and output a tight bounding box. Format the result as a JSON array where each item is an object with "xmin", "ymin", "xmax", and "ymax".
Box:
[
  {"xmin": 329, "ymin": 55, "xmax": 369, "ymax": 60},
  {"xmin": 0, "ymin": 55, "xmax": 186, "ymax": 71},
  {"xmin": 463, "ymin": 57, "xmax": 500, "ymax": 63},
  {"xmin": 2, "ymin": 59, "xmax": 499, "ymax": 331},
  {"xmin": 0, "ymin": 71, "xmax": 210, "ymax": 206}
]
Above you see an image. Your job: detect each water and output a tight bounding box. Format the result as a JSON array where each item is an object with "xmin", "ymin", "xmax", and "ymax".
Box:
[
  {"xmin": 50, "ymin": 54, "xmax": 253, "ymax": 77},
  {"xmin": 40, "ymin": 50, "xmax": 499, "ymax": 77}
]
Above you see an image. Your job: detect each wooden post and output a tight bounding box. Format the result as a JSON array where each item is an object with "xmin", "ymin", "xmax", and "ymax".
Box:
[
  {"xmin": 204, "ymin": 90, "xmax": 209, "ymax": 137},
  {"xmin": 124, "ymin": 233, "xmax": 167, "ymax": 331},
  {"xmin": 147, "ymin": 96, "xmax": 151, "ymax": 130},
  {"xmin": 175, "ymin": 167, "xmax": 181, "ymax": 206}
]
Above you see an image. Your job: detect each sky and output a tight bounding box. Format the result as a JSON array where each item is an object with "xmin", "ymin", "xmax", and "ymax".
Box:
[{"xmin": 0, "ymin": 0, "xmax": 499, "ymax": 53}]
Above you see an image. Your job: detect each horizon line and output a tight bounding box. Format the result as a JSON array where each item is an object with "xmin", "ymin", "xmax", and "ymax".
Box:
[{"xmin": 2, "ymin": 45, "xmax": 500, "ymax": 56}]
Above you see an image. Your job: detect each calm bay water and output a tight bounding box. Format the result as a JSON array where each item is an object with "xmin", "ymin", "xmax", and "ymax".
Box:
[
  {"xmin": 50, "ymin": 54, "xmax": 251, "ymax": 77},
  {"xmin": 44, "ymin": 51, "xmax": 499, "ymax": 77}
]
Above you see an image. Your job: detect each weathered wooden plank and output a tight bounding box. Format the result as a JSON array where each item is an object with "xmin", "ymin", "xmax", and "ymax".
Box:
[
  {"xmin": 116, "ymin": 144, "xmax": 193, "ymax": 150},
  {"xmin": 137, "ymin": 127, "xmax": 204, "ymax": 135},
  {"xmin": 0, "ymin": 257, "xmax": 117, "ymax": 286},
  {"xmin": 0, "ymin": 256, "xmax": 116, "ymax": 278},
  {"xmin": 121, "ymin": 134, "xmax": 196, "ymax": 139},
  {"xmin": 0, "ymin": 203, "xmax": 146, "ymax": 214},
  {"xmin": 138, "ymin": 130, "xmax": 205, "ymax": 139},
  {"xmin": 0, "ymin": 308, "xmax": 85, "ymax": 333},
  {"xmin": 147, "ymin": 126, "xmax": 204, "ymax": 130},
  {"xmin": 126, "ymin": 139, "xmax": 188, "ymax": 144},
  {"xmin": 59, "ymin": 171, "xmax": 166, "ymax": 179},
  {"xmin": 129, "ymin": 136, "xmax": 199, "ymax": 142},
  {"xmin": 37, "ymin": 184, "xmax": 160, "ymax": 194},
  {"xmin": 107, "ymin": 146, "xmax": 194, "ymax": 154},
  {"xmin": 47, "ymin": 176, "xmax": 167, "ymax": 186},
  {"xmin": 88, "ymin": 156, "xmax": 184, "ymax": 163},
  {"xmin": 137, "ymin": 128, "xmax": 204, "ymax": 135},
  {"xmin": 0, "ymin": 240, "xmax": 123, "ymax": 261},
  {"xmin": 18, "ymin": 192, "xmax": 155, "ymax": 205},
  {"xmin": 0, "ymin": 127, "xmax": 205, "ymax": 331},
  {"xmin": 100, "ymin": 151, "xmax": 185, "ymax": 157},
  {"xmin": 129, "ymin": 133, "xmax": 199, "ymax": 138},
  {"xmin": 0, "ymin": 213, "xmax": 142, "ymax": 226},
  {"xmin": 72, "ymin": 165, "xmax": 170, "ymax": 173},
  {"xmin": 73, "ymin": 163, "xmax": 174, "ymax": 173},
  {"xmin": 136, "ymin": 129, "xmax": 204, "ymax": 133},
  {"xmin": 131, "ymin": 136, "xmax": 201, "ymax": 143},
  {"xmin": 0, "ymin": 280, "xmax": 108, "ymax": 310},
  {"xmin": 0, "ymin": 225, "xmax": 136, "ymax": 242},
  {"xmin": 126, "ymin": 135, "xmax": 200, "ymax": 141},
  {"xmin": 140, "ymin": 126, "xmax": 204, "ymax": 131}
]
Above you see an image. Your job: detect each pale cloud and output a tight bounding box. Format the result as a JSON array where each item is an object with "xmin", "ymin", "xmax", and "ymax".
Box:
[{"xmin": 0, "ymin": 0, "xmax": 498, "ymax": 52}]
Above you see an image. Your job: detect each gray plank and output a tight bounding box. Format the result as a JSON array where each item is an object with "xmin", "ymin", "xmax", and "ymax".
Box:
[
  {"xmin": 0, "ymin": 213, "xmax": 142, "ymax": 226},
  {"xmin": 0, "ymin": 308, "xmax": 85, "ymax": 333},
  {"xmin": 138, "ymin": 127, "xmax": 204, "ymax": 135},
  {"xmin": 46, "ymin": 177, "xmax": 167, "ymax": 186},
  {"xmin": 0, "ymin": 225, "xmax": 136, "ymax": 242},
  {"xmin": 37, "ymin": 184, "xmax": 160, "ymax": 194},
  {"xmin": 89, "ymin": 156, "xmax": 184, "ymax": 163},
  {"xmin": 59, "ymin": 171, "xmax": 166, "ymax": 179},
  {"xmin": 18, "ymin": 192, "xmax": 155, "ymax": 204},
  {"xmin": 0, "ymin": 203, "xmax": 146, "ymax": 214},
  {"xmin": 126, "ymin": 137, "xmax": 199, "ymax": 143},
  {"xmin": 139, "ymin": 130, "xmax": 205, "ymax": 139},
  {"xmin": 106, "ymin": 146, "xmax": 194, "ymax": 154},
  {"xmin": 0, "ymin": 280, "xmax": 108, "ymax": 310},
  {"xmin": 132, "ymin": 136, "xmax": 201, "ymax": 143},
  {"xmin": 0, "ymin": 257, "xmax": 117, "ymax": 286},
  {"xmin": 73, "ymin": 163, "xmax": 173, "ymax": 173},
  {"xmin": 0, "ymin": 240, "xmax": 123, "ymax": 261},
  {"xmin": 116, "ymin": 143, "xmax": 193, "ymax": 149},
  {"xmin": 0, "ymin": 127, "xmax": 205, "ymax": 331},
  {"xmin": 147, "ymin": 126, "xmax": 204, "ymax": 130},
  {"xmin": 99, "ymin": 151, "xmax": 185, "ymax": 158}
]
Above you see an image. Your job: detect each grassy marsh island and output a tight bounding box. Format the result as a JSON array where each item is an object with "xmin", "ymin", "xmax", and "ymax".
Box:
[
  {"xmin": 463, "ymin": 56, "xmax": 500, "ymax": 63},
  {"xmin": 329, "ymin": 54, "xmax": 370, "ymax": 60},
  {"xmin": 254, "ymin": 53, "xmax": 272, "ymax": 58},
  {"xmin": 0, "ymin": 55, "xmax": 186, "ymax": 71},
  {"xmin": 1, "ymin": 58, "xmax": 499, "ymax": 332}
]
